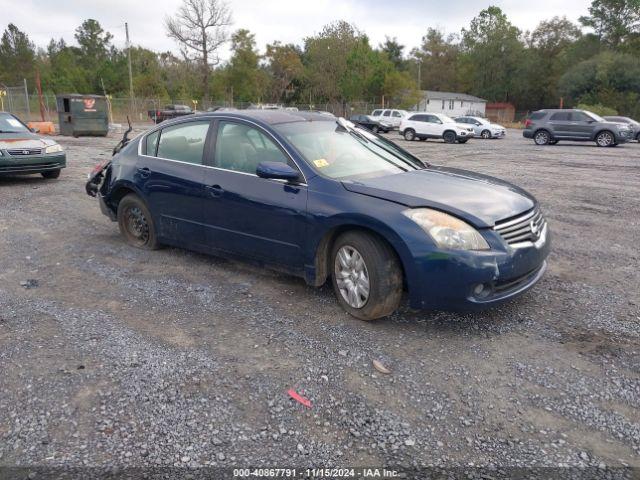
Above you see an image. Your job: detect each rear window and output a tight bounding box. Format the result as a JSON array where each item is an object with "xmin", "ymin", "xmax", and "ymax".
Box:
[{"xmin": 529, "ymin": 112, "xmax": 546, "ymax": 120}]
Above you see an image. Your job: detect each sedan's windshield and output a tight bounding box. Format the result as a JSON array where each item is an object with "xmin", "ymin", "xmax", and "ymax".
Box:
[
  {"xmin": 0, "ymin": 113, "xmax": 29, "ymax": 133},
  {"xmin": 275, "ymin": 120, "xmax": 424, "ymax": 180}
]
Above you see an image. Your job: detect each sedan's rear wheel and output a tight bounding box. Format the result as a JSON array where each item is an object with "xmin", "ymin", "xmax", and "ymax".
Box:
[
  {"xmin": 403, "ymin": 129, "xmax": 416, "ymax": 141},
  {"xmin": 331, "ymin": 231, "xmax": 402, "ymax": 321},
  {"xmin": 117, "ymin": 194, "xmax": 159, "ymax": 250},
  {"xmin": 534, "ymin": 130, "xmax": 551, "ymax": 145},
  {"xmin": 595, "ymin": 130, "xmax": 615, "ymax": 147}
]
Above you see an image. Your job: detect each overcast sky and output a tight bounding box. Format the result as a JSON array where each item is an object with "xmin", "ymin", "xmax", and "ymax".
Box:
[{"xmin": 1, "ymin": 0, "xmax": 591, "ymax": 60}]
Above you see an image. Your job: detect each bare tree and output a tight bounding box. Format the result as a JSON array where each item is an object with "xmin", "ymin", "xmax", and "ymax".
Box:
[{"xmin": 165, "ymin": 0, "xmax": 232, "ymax": 100}]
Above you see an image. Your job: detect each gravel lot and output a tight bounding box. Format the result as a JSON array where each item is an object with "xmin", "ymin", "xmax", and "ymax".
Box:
[{"xmin": 1, "ymin": 126, "xmax": 639, "ymax": 475}]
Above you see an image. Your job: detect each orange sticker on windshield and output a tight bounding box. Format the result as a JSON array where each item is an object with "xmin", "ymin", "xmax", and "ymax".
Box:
[{"xmin": 313, "ymin": 159, "xmax": 329, "ymax": 168}]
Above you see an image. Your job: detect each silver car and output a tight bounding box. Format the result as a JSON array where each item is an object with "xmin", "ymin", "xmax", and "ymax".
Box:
[{"xmin": 455, "ymin": 116, "xmax": 506, "ymax": 139}]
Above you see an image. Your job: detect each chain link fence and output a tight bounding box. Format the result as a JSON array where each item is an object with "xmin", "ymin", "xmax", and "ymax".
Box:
[{"xmin": 1, "ymin": 86, "xmax": 386, "ymax": 124}]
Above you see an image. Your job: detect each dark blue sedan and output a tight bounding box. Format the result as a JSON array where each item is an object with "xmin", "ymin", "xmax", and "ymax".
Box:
[{"xmin": 86, "ymin": 110, "xmax": 550, "ymax": 320}]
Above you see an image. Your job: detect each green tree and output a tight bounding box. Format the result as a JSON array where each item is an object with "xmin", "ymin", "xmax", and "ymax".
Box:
[
  {"xmin": 516, "ymin": 17, "xmax": 583, "ymax": 109},
  {"xmin": 380, "ymin": 36, "xmax": 405, "ymax": 69},
  {"xmin": 559, "ymin": 51, "xmax": 640, "ymax": 117},
  {"xmin": 410, "ymin": 28, "xmax": 460, "ymax": 91},
  {"xmin": 223, "ymin": 29, "xmax": 266, "ymax": 103},
  {"xmin": 0, "ymin": 24, "xmax": 36, "ymax": 87},
  {"xmin": 264, "ymin": 42, "xmax": 304, "ymax": 103},
  {"xmin": 579, "ymin": 0, "xmax": 640, "ymax": 48},
  {"xmin": 303, "ymin": 21, "xmax": 364, "ymax": 103},
  {"xmin": 460, "ymin": 7, "xmax": 524, "ymax": 102}
]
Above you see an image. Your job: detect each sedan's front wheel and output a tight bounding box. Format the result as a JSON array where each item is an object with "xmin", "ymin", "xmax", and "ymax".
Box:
[
  {"xmin": 331, "ymin": 231, "xmax": 403, "ymax": 321},
  {"xmin": 117, "ymin": 194, "xmax": 159, "ymax": 250}
]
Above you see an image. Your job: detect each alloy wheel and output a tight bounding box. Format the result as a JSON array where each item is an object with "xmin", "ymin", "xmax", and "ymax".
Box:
[
  {"xmin": 534, "ymin": 131, "xmax": 549, "ymax": 145},
  {"xmin": 596, "ymin": 131, "xmax": 614, "ymax": 147},
  {"xmin": 481, "ymin": 130, "xmax": 491, "ymax": 139},
  {"xmin": 334, "ymin": 245, "xmax": 370, "ymax": 309}
]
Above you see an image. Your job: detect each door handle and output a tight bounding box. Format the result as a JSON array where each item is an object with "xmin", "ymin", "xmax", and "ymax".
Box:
[
  {"xmin": 136, "ymin": 167, "xmax": 151, "ymax": 178},
  {"xmin": 206, "ymin": 184, "xmax": 224, "ymax": 198}
]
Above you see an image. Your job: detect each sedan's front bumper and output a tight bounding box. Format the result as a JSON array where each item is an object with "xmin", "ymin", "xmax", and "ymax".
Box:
[
  {"xmin": 0, "ymin": 153, "xmax": 66, "ymax": 175},
  {"xmin": 406, "ymin": 227, "xmax": 551, "ymax": 311}
]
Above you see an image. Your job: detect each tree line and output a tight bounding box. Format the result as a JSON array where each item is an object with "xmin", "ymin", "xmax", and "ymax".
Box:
[{"xmin": 0, "ymin": 0, "xmax": 639, "ymax": 117}]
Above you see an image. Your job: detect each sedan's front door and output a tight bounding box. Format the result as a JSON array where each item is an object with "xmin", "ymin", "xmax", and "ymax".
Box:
[{"xmin": 201, "ymin": 120, "xmax": 308, "ymax": 270}]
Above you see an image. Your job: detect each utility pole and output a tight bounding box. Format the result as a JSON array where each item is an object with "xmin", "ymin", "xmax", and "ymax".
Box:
[
  {"xmin": 417, "ymin": 59, "xmax": 422, "ymax": 91},
  {"xmin": 125, "ymin": 22, "xmax": 134, "ymax": 115}
]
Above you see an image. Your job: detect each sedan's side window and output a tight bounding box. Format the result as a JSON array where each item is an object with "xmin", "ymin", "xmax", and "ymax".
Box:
[
  {"xmin": 145, "ymin": 130, "xmax": 160, "ymax": 156},
  {"xmin": 157, "ymin": 121, "xmax": 210, "ymax": 165},
  {"xmin": 215, "ymin": 121, "xmax": 290, "ymax": 175}
]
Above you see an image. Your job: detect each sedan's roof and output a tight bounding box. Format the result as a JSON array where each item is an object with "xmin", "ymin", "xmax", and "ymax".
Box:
[{"xmin": 197, "ymin": 109, "xmax": 335, "ymax": 125}]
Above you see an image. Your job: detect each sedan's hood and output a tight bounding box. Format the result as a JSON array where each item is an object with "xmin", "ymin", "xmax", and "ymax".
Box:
[
  {"xmin": 490, "ymin": 123, "xmax": 505, "ymax": 129},
  {"xmin": 0, "ymin": 132, "xmax": 56, "ymax": 150},
  {"xmin": 342, "ymin": 167, "xmax": 536, "ymax": 227}
]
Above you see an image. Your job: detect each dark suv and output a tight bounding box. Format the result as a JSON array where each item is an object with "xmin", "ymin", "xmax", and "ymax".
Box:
[{"xmin": 523, "ymin": 109, "xmax": 634, "ymax": 147}]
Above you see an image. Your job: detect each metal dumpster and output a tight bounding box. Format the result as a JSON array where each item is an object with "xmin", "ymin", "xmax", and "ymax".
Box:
[{"xmin": 56, "ymin": 94, "xmax": 109, "ymax": 137}]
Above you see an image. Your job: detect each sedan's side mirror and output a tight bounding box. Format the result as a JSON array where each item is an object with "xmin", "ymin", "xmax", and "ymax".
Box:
[{"xmin": 256, "ymin": 161, "xmax": 300, "ymax": 181}]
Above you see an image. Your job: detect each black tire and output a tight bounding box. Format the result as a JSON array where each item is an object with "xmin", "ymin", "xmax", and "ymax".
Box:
[
  {"xmin": 549, "ymin": 140, "xmax": 559, "ymax": 145},
  {"xmin": 533, "ymin": 130, "xmax": 551, "ymax": 145},
  {"xmin": 595, "ymin": 130, "xmax": 615, "ymax": 147},
  {"xmin": 419, "ymin": 137, "xmax": 427, "ymax": 142},
  {"xmin": 41, "ymin": 169, "xmax": 61, "ymax": 179},
  {"xmin": 117, "ymin": 194, "xmax": 159, "ymax": 250},
  {"xmin": 443, "ymin": 131, "xmax": 456, "ymax": 143},
  {"xmin": 458, "ymin": 138, "xmax": 469, "ymax": 144},
  {"xmin": 371, "ymin": 125, "xmax": 379, "ymax": 134},
  {"xmin": 481, "ymin": 129, "xmax": 491, "ymax": 139},
  {"xmin": 331, "ymin": 231, "xmax": 403, "ymax": 321},
  {"xmin": 403, "ymin": 129, "xmax": 416, "ymax": 141}
]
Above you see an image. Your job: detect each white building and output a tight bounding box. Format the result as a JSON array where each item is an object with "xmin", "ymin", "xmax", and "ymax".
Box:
[{"xmin": 414, "ymin": 90, "xmax": 487, "ymax": 117}]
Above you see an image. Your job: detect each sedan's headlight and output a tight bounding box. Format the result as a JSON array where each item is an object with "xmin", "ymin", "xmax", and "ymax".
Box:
[
  {"xmin": 402, "ymin": 208, "xmax": 490, "ymax": 250},
  {"xmin": 45, "ymin": 144, "xmax": 63, "ymax": 154}
]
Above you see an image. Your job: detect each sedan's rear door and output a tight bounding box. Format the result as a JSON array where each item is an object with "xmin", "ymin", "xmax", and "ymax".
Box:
[{"xmin": 138, "ymin": 119, "xmax": 213, "ymax": 250}]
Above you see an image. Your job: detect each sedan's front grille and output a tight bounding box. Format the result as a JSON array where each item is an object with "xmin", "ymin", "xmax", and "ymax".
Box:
[
  {"xmin": 7, "ymin": 148, "xmax": 42, "ymax": 156},
  {"xmin": 494, "ymin": 208, "xmax": 546, "ymax": 246}
]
